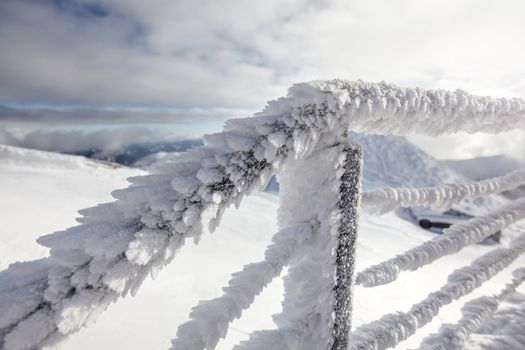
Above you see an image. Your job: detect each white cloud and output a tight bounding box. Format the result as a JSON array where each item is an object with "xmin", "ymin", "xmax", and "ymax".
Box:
[
  {"xmin": 407, "ymin": 130, "xmax": 525, "ymax": 161},
  {"xmin": 1, "ymin": 0, "xmax": 525, "ymax": 106}
]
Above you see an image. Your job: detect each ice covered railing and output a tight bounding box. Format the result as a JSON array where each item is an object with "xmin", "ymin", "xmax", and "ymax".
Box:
[
  {"xmin": 1, "ymin": 79, "xmax": 525, "ymax": 350},
  {"xmin": 362, "ymin": 169, "xmax": 525, "ymax": 215}
]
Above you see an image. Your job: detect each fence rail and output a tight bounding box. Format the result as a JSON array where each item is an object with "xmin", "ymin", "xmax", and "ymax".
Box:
[{"xmin": 1, "ymin": 80, "xmax": 525, "ymax": 350}]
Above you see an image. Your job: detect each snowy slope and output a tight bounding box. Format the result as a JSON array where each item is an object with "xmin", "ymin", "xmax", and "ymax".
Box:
[
  {"xmin": 0, "ymin": 145, "xmax": 143, "ymax": 269},
  {"xmin": 350, "ymin": 132, "xmax": 464, "ymax": 191},
  {"xmin": 0, "ymin": 146, "xmax": 524, "ymax": 350}
]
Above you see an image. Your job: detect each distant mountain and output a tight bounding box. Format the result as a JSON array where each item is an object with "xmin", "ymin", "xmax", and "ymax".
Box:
[
  {"xmin": 441, "ymin": 155, "xmax": 524, "ymax": 181},
  {"xmin": 69, "ymin": 139, "xmax": 203, "ymax": 166},
  {"xmin": 350, "ymin": 132, "xmax": 464, "ymax": 191},
  {"xmin": 265, "ymin": 132, "xmax": 465, "ymax": 193}
]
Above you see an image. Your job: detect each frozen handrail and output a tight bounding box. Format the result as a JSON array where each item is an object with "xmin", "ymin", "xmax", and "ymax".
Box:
[
  {"xmin": 362, "ymin": 169, "xmax": 525, "ymax": 215},
  {"xmin": 349, "ymin": 233, "xmax": 525, "ymax": 350},
  {"xmin": 418, "ymin": 267, "xmax": 525, "ymax": 350},
  {"xmin": 356, "ymin": 198, "xmax": 525, "ymax": 287}
]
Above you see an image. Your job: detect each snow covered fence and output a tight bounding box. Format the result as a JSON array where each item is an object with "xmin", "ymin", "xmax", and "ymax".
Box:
[
  {"xmin": 349, "ymin": 233, "xmax": 525, "ymax": 350},
  {"xmin": 418, "ymin": 267, "xmax": 525, "ymax": 350},
  {"xmin": 1, "ymin": 80, "xmax": 525, "ymax": 350},
  {"xmin": 356, "ymin": 197, "xmax": 525, "ymax": 287},
  {"xmin": 362, "ymin": 169, "xmax": 525, "ymax": 215}
]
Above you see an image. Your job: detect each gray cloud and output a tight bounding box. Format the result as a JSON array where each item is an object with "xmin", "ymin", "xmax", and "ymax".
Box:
[
  {"xmin": 1, "ymin": 0, "xmax": 525, "ymax": 108},
  {"xmin": 0, "ymin": 104, "xmax": 253, "ymax": 125}
]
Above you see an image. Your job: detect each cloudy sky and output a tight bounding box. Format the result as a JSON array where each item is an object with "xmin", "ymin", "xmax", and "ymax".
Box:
[{"xmin": 1, "ymin": 0, "xmax": 525, "ymax": 159}]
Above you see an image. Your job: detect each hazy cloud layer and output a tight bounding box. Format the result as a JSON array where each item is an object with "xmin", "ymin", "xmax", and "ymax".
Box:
[
  {"xmin": 0, "ymin": 104, "xmax": 253, "ymax": 125},
  {"xmin": 0, "ymin": 127, "xmax": 177, "ymax": 153}
]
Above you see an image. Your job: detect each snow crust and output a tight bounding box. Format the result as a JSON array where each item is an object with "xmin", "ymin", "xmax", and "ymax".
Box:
[
  {"xmin": 350, "ymin": 233, "xmax": 525, "ymax": 350},
  {"xmin": 362, "ymin": 169, "xmax": 525, "ymax": 215},
  {"xmin": 357, "ymin": 198, "xmax": 525, "ymax": 287},
  {"xmin": 1, "ymin": 80, "xmax": 525, "ymax": 349}
]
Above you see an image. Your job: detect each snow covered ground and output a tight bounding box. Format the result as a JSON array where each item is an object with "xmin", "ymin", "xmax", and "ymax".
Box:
[
  {"xmin": 1, "ymin": 144, "xmax": 524, "ymax": 349},
  {"xmin": 0, "ymin": 145, "xmax": 142, "ymax": 269}
]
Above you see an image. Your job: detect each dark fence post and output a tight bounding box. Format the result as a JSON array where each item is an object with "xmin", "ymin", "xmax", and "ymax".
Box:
[{"xmin": 332, "ymin": 142, "xmax": 363, "ymax": 350}]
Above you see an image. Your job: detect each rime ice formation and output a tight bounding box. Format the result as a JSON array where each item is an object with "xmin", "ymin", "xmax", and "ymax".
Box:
[
  {"xmin": 1, "ymin": 80, "xmax": 525, "ymax": 350},
  {"xmin": 419, "ymin": 268, "xmax": 525, "ymax": 350},
  {"xmin": 357, "ymin": 198, "xmax": 525, "ymax": 287},
  {"xmin": 269, "ymin": 80, "xmax": 525, "ymax": 136},
  {"xmin": 233, "ymin": 142, "xmax": 362, "ymax": 350},
  {"xmin": 362, "ymin": 169, "xmax": 525, "ymax": 215},
  {"xmin": 466, "ymin": 291, "xmax": 525, "ymax": 349},
  {"xmin": 350, "ymin": 233, "xmax": 525, "ymax": 350}
]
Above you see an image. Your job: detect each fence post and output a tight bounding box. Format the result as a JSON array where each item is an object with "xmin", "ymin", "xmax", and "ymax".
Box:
[
  {"xmin": 332, "ymin": 142, "xmax": 363, "ymax": 350},
  {"xmin": 273, "ymin": 140, "xmax": 363, "ymax": 350}
]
